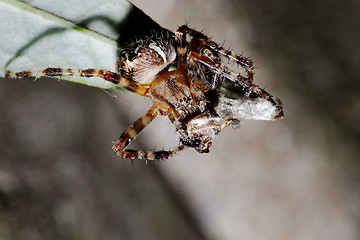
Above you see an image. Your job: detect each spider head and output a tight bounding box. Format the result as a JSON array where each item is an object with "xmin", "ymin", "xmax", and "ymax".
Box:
[{"xmin": 179, "ymin": 111, "xmax": 221, "ymax": 153}]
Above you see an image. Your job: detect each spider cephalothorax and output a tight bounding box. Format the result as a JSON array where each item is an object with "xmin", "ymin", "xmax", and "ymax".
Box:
[{"xmin": 6, "ymin": 25, "xmax": 283, "ymax": 161}]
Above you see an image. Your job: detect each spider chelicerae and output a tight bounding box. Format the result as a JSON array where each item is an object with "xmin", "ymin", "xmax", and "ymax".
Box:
[{"xmin": 5, "ymin": 25, "xmax": 283, "ymax": 161}]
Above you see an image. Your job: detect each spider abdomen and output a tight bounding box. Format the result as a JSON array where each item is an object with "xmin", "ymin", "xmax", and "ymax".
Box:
[{"xmin": 116, "ymin": 38, "xmax": 176, "ymax": 85}]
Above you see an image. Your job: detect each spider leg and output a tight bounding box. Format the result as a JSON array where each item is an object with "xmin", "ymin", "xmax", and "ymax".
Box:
[
  {"xmin": 112, "ymin": 104, "xmax": 187, "ymax": 160},
  {"xmin": 175, "ymin": 25, "xmax": 253, "ymax": 90},
  {"xmin": 211, "ymin": 74, "xmax": 220, "ymax": 89},
  {"xmin": 221, "ymin": 119, "xmax": 241, "ymax": 129},
  {"xmin": 175, "ymin": 25, "xmax": 189, "ymax": 70},
  {"xmin": 178, "ymin": 25, "xmax": 254, "ymax": 71},
  {"xmin": 177, "ymin": 25, "xmax": 256, "ymax": 95},
  {"xmin": 5, "ymin": 68, "xmax": 148, "ymax": 96},
  {"xmin": 188, "ymin": 52, "xmax": 283, "ymax": 118},
  {"xmin": 188, "ymin": 51, "xmax": 250, "ymax": 86},
  {"xmin": 205, "ymin": 43, "xmax": 253, "ymax": 72}
]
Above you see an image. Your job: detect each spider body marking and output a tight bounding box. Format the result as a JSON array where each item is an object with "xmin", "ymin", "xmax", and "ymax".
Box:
[{"xmin": 5, "ymin": 25, "xmax": 283, "ymax": 161}]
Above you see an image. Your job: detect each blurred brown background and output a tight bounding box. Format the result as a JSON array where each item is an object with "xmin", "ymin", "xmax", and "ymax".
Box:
[{"xmin": 1, "ymin": 0, "xmax": 359, "ymax": 239}]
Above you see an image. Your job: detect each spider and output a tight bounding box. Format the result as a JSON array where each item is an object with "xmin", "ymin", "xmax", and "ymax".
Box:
[{"xmin": 5, "ymin": 25, "xmax": 283, "ymax": 161}]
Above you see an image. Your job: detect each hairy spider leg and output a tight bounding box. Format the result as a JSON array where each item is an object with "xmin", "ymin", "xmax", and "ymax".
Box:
[
  {"xmin": 166, "ymin": 110, "xmax": 183, "ymax": 132},
  {"xmin": 112, "ymin": 105, "xmax": 186, "ymax": 160},
  {"xmin": 221, "ymin": 118, "xmax": 241, "ymax": 129},
  {"xmin": 178, "ymin": 25, "xmax": 254, "ymax": 72},
  {"xmin": 5, "ymin": 68, "xmax": 148, "ymax": 96},
  {"xmin": 175, "ymin": 25, "xmax": 189, "ymax": 70},
  {"xmin": 188, "ymin": 51, "xmax": 251, "ymax": 86},
  {"xmin": 188, "ymin": 52, "xmax": 283, "ymax": 119},
  {"xmin": 176, "ymin": 25, "xmax": 254, "ymax": 95}
]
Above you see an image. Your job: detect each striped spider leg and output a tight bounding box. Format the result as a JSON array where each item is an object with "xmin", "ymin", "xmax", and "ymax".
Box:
[
  {"xmin": 111, "ymin": 101, "xmax": 186, "ymax": 160},
  {"xmin": 6, "ymin": 68, "xmax": 148, "ymax": 95},
  {"xmin": 176, "ymin": 25, "xmax": 283, "ymax": 119}
]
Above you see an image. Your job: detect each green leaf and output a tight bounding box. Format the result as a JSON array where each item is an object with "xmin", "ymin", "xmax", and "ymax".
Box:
[{"xmin": 0, "ymin": 0, "xmax": 161, "ymax": 89}]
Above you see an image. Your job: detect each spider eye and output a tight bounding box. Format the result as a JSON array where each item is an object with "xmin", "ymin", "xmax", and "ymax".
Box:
[{"xmin": 180, "ymin": 97, "xmax": 188, "ymax": 106}]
